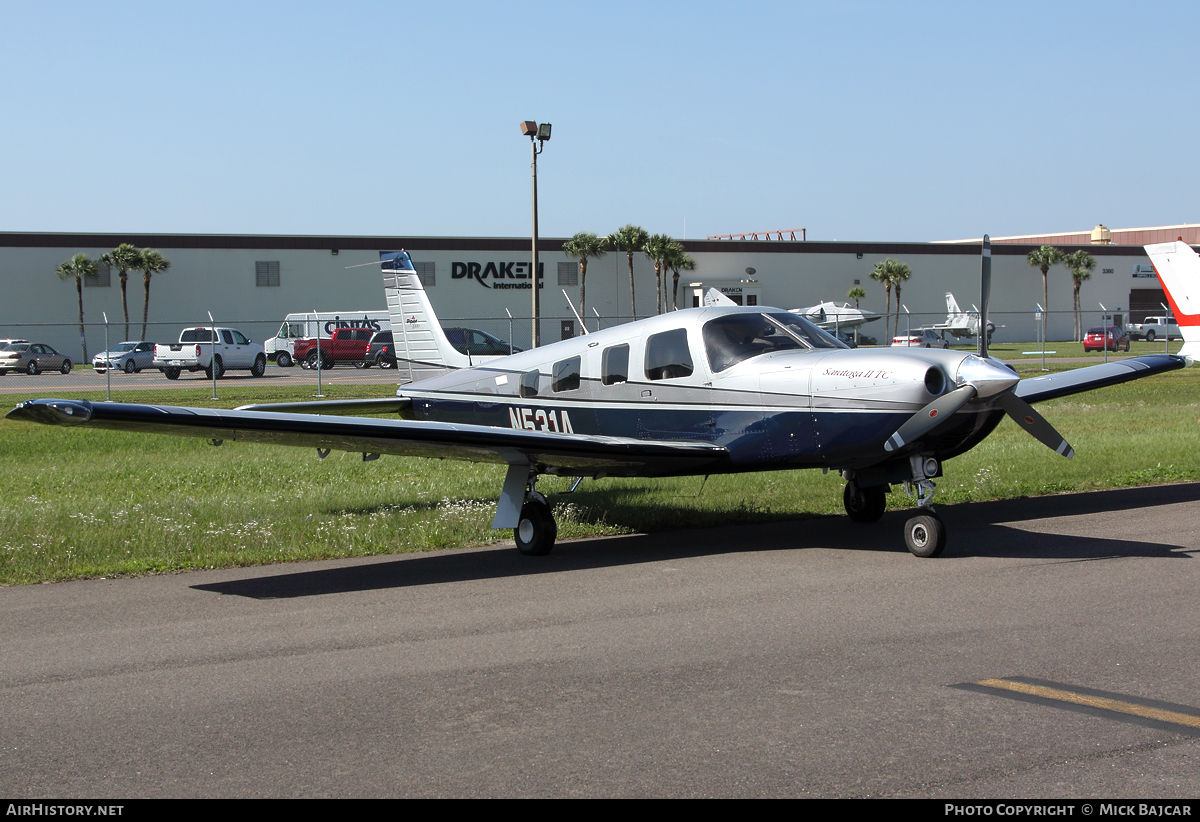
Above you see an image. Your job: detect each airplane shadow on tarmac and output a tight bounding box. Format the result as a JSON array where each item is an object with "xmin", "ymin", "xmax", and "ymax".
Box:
[{"xmin": 192, "ymin": 482, "xmax": 1200, "ymax": 601}]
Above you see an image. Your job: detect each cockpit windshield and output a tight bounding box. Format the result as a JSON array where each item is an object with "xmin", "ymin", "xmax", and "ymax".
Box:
[{"xmin": 703, "ymin": 312, "xmax": 847, "ymax": 373}]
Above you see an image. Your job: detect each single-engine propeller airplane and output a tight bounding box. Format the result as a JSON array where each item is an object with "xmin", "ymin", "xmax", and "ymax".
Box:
[{"xmin": 8, "ymin": 240, "xmax": 1198, "ymax": 558}]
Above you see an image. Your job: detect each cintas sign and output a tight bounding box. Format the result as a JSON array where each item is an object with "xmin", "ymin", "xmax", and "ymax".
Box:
[{"xmin": 452, "ymin": 261, "xmax": 545, "ymax": 290}]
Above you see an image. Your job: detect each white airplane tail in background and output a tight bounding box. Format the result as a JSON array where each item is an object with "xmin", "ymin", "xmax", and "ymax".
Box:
[
  {"xmin": 1144, "ymin": 241, "xmax": 1200, "ymax": 360},
  {"xmin": 704, "ymin": 288, "xmax": 738, "ymax": 307},
  {"xmin": 381, "ymin": 250, "xmax": 473, "ymax": 382},
  {"xmin": 945, "ymin": 292, "xmax": 963, "ymax": 317}
]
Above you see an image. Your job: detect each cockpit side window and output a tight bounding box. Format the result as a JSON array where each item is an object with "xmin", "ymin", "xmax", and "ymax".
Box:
[
  {"xmin": 552, "ymin": 356, "xmax": 581, "ymax": 392},
  {"xmin": 520, "ymin": 370, "xmax": 540, "ymax": 398},
  {"xmin": 601, "ymin": 344, "xmax": 629, "ymax": 385},
  {"xmin": 644, "ymin": 329, "xmax": 694, "ymax": 380}
]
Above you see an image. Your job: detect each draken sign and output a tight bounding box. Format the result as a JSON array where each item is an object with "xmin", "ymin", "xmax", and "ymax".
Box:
[{"xmin": 452, "ymin": 261, "xmax": 545, "ymax": 289}]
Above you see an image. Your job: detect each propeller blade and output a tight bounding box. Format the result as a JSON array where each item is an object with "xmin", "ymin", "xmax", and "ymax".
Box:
[
  {"xmin": 998, "ymin": 392, "xmax": 1074, "ymax": 458},
  {"xmin": 979, "ymin": 234, "xmax": 991, "ymax": 358},
  {"xmin": 884, "ymin": 384, "xmax": 977, "ymax": 452}
]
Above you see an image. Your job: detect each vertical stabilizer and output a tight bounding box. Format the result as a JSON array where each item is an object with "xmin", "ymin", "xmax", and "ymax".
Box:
[
  {"xmin": 1144, "ymin": 241, "xmax": 1200, "ymax": 359},
  {"xmin": 380, "ymin": 251, "xmax": 472, "ymax": 383},
  {"xmin": 945, "ymin": 292, "xmax": 962, "ymax": 318}
]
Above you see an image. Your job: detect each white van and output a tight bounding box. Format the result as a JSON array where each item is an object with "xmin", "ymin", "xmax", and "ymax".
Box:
[{"xmin": 266, "ymin": 311, "xmax": 390, "ymax": 367}]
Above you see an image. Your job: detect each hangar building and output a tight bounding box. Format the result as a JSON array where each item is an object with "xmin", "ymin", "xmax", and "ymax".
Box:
[{"xmin": 0, "ymin": 226, "xmax": 1193, "ymax": 358}]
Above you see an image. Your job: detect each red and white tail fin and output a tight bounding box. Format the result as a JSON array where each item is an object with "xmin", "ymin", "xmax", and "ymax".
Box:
[{"xmin": 1144, "ymin": 241, "xmax": 1200, "ymax": 360}]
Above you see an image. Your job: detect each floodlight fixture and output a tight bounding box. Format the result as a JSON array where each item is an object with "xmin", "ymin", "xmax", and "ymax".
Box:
[{"xmin": 537, "ymin": 122, "xmax": 552, "ymax": 141}]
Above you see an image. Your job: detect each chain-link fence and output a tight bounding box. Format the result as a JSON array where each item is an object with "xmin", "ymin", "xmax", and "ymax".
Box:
[{"xmin": 0, "ymin": 307, "xmax": 1165, "ymax": 368}]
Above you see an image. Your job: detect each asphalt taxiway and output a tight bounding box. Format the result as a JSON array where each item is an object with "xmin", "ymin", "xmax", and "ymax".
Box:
[{"xmin": 3, "ymin": 484, "xmax": 1199, "ymax": 798}]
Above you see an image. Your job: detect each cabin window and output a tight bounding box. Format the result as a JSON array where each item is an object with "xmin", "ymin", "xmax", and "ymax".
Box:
[
  {"xmin": 552, "ymin": 356, "xmax": 581, "ymax": 392},
  {"xmin": 602, "ymin": 344, "xmax": 629, "ymax": 385},
  {"xmin": 644, "ymin": 329, "xmax": 694, "ymax": 380},
  {"xmin": 520, "ymin": 371, "xmax": 539, "ymax": 398}
]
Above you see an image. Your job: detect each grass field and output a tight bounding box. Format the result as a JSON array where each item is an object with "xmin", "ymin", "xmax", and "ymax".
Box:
[{"xmin": 1, "ymin": 364, "xmax": 1197, "ymax": 585}]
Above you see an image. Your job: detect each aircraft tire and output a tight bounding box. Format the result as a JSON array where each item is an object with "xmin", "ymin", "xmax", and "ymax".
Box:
[
  {"xmin": 904, "ymin": 512, "xmax": 946, "ymax": 558},
  {"xmin": 844, "ymin": 482, "xmax": 886, "ymax": 523},
  {"xmin": 515, "ymin": 500, "xmax": 556, "ymax": 556}
]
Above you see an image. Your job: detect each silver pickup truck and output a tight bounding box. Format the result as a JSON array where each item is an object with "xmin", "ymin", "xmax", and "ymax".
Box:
[{"xmin": 154, "ymin": 327, "xmax": 267, "ymax": 380}]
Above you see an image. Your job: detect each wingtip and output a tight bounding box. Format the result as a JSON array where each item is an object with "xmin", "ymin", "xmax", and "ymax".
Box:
[{"xmin": 5, "ymin": 398, "xmax": 94, "ymax": 425}]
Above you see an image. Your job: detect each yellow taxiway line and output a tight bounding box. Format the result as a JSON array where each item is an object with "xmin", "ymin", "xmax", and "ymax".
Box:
[{"xmin": 977, "ymin": 678, "xmax": 1200, "ymax": 730}]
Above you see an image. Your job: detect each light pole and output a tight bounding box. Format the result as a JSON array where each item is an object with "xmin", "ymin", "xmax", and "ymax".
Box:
[{"xmin": 520, "ymin": 120, "xmax": 551, "ymax": 347}]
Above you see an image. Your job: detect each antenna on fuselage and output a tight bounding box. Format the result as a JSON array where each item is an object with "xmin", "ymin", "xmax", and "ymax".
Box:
[
  {"xmin": 561, "ymin": 289, "xmax": 589, "ymax": 335},
  {"xmin": 979, "ymin": 234, "xmax": 991, "ymax": 358}
]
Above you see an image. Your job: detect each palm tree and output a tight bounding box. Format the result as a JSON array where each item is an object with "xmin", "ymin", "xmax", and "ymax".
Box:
[
  {"xmin": 847, "ymin": 285, "xmax": 867, "ymax": 344},
  {"xmin": 665, "ymin": 242, "xmax": 695, "ymax": 310},
  {"xmin": 870, "ymin": 258, "xmax": 908, "ymax": 339},
  {"xmin": 99, "ymin": 243, "xmax": 143, "ymax": 339},
  {"xmin": 55, "ymin": 253, "xmax": 97, "ymax": 362},
  {"xmin": 642, "ymin": 233, "xmax": 676, "ymax": 314},
  {"xmin": 1063, "ymin": 249, "xmax": 1096, "ymax": 342},
  {"xmin": 890, "ymin": 260, "xmax": 912, "ymax": 333},
  {"xmin": 137, "ymin": 248, "xmax": 171, "ymax": 340},
  {"xmin": 561, "ymin": 232, "xmax": 608, "ymax": 321},
  {"xmin": 1027, "ymin": 245, "xmax": 1063, "ymax": 344},
  {"xmin": 609, "ymin": 224, "xmax": 649, "ymax": 320}
]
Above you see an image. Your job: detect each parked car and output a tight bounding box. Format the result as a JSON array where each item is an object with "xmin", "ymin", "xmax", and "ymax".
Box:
[
  {"xmin": 92, "ymin": 341, "xmax": 156, "ymax": 374},
  {"xmin": 890, "ymin": 329, "xmax": 950, "ymax": 349},
  {"xmin": 1128, "ymin": 316, "xmax": 1180, "ymax": 342},
  {"xmin": 1083, "ymin": 326, "xmax": 1130, "ymax": 352},
  {"xmin": 367, "ymin": 330, "xmax": 396, "ymax": 368},
  {"xmin": 0, "ymin": 342, "xmax": 72, "ymax": 375},
  {"xmin": 444, "ymin": 327, "xmax": 523, "ymax": 358}
]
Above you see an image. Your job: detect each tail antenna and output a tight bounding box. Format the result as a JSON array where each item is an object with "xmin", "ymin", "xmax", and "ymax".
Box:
[{"xmin": 979, "ymin": 234, "xmax": 992, "ymax": 358}]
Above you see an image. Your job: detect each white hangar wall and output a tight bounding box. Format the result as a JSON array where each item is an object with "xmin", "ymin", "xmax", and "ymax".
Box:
[{"xmin": 0, "ymin": 233, "xmax": 1173, "ymax": 356}]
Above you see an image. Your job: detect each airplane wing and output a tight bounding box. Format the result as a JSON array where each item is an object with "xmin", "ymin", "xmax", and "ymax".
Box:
[
  {"xmin": 1014, "ymin": 354, "xmax": 1186, "ymax": 404},
  {"xmin": 6, "ymin": 398, "xmax": 730, "ymax": 478}
]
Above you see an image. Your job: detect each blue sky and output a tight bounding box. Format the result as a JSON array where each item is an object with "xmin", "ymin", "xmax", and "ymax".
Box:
[{"xmin": 1, "ymin": 1, "xmax": 1194, "ymax": 241}]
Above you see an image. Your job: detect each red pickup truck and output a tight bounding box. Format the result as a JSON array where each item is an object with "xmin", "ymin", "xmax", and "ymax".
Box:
[{"xmin": 293, "ymin": 328, "xmax": 375, "ymax": 369}]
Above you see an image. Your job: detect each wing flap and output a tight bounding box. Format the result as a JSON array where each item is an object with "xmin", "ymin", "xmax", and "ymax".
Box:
[
  {"xmin": 7, "ymin": 399, "xmax": 729, "ymax": 477},
  {"xmin": 1014, "ymin": 354, "xmax": 1186, "ymax": 404}
]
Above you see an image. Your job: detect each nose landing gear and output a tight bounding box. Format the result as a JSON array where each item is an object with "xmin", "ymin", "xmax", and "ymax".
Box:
[{"xmin": 841, "ymin": 454, "xmax": 947, "ymax": 557}]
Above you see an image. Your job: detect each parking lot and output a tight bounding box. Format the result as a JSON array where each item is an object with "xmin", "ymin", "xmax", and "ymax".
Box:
[{"xmin": 0, "ymin": 363, "xmax": 406, "ymax": 393}]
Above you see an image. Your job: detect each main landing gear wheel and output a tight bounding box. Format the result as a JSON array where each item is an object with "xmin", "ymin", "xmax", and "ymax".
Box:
[
  {"xmin": 844, "ymin": 482, "xmax": 886, "ymax": 523},
  {"xmin": 904, "ymin": 512, "xmax": 946, "ymax": 558},
  {"xmin": 515, "ymin": 498, "xmax": 557, "ymax": 556}
]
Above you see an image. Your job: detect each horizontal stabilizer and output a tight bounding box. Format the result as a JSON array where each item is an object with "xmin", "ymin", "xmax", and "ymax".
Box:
[{"xmin": 236, "ymin": 397, "xmax": 412, "ymax": 416}]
